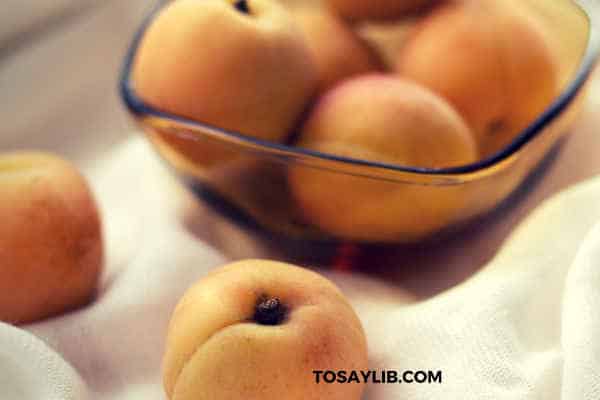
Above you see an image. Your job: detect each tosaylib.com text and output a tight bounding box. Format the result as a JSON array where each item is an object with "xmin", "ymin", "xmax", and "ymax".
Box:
[{"xmin": 313, "ymin": 369, "xmax": 443, "ymax": 384}]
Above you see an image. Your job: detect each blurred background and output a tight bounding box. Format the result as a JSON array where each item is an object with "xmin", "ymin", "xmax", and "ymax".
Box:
[{"xmin": 0, "ymin": 1, "xmax": 151, "ymax": 164}]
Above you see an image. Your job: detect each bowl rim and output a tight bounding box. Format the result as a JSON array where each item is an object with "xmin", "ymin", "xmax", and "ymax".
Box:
[{"xmin": 119, "ymin": 0, "xmax": 600, "ymax": 177}]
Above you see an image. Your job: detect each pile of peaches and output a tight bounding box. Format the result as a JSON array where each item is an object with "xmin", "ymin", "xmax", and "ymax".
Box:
[{"xmin": 132, "ymin": 0, "xmax": 559, "ymax": 241}]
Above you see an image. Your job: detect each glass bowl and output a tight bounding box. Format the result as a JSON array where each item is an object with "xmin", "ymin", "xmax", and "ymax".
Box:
[{"xmin": 120, "ymin": 0, "xmax": 600, "ymax": 244}]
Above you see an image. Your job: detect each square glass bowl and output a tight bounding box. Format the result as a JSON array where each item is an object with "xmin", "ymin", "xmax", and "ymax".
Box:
[{"xmin": 120, "ymin": 0, "xmax": 600, "ymax": 244}]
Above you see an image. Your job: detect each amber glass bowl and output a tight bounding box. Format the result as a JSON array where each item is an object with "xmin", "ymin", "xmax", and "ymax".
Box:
[{"xmin": 120, "ymin": 0, "xmax": 600, "ymax": 244}]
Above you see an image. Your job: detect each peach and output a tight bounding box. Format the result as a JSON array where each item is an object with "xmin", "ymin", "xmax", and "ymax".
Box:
[
  {"xmin": 0, "ymin": 152, "xmax": 102, "ymax": 324},
  {"xmin": 162, "ymin": 259, "xmax": 368, "ymax": 400},
  {"xmin": 325, "ymin": 0, "xmax": 435, "ymax": 22},
  {"xmin": 294, "ymin": 6, "xmax": 383, "ymax": 92},
  {"xmin": 289, "ymin": 75, "xmax": 478, "ymax": 241},
  {"xmin": 397, "ymin": 0, "xmax": 559, "ymax": 157},
  {"xmin": 132, "ymin": 0, "xmax": 318, "ymax": 144}
]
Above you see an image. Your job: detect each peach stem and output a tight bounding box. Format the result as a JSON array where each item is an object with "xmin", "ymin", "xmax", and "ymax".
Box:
[
  {"xmin": 254, "ymin": 296, "xmax": 287, "ymax": 326},
  {"xmin": 234, "ymin": 0, "xmax": 249, "ymax": 14}
]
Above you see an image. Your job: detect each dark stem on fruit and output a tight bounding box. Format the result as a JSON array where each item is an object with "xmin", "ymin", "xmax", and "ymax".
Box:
[
  {"xmin": 234, "ymin": 0, "xmax": 250, "ymax": 14},
  {"xmin": 254, "ymin": 296, "xmax": 287, "ymax": 326}
]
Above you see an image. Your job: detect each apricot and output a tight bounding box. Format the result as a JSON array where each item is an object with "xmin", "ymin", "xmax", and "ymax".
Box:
[
  {"xmin": 397, "ymin": 0, "xmax": 559, "ymax": 157},
  {"xmin": 132, "ymin": 0, "xmax": 318, "ymax": 144},
  {"xmin": 0, "ymin": 152, "xmax": 103, "ymax": 324},
  {"xmin": 163, "ymin": 259, "xmax": 368, "ymax": 400},
  {"xmin": 289, "ymin": 75, "xmax": 478, "ymax": 241}
]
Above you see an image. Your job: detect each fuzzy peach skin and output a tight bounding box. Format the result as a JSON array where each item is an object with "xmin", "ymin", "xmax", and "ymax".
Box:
[
  {"xmin": 294, "ymin": 6, "xmax": 383, "ymax": 92},
  {"xmin": 325, "ymin": 0, "xmax": 436, "ymax": 21},
  {"xmin": 397, "ymin": 0, "xmax": 559, "ymax": 157},
  {"xmin": 289, "ymin": 75, "xmax": 478, "ymax": 242},
  {"xmin": 0, "ymin": 152, "xmax": 102, "ymax": 324},
  {"xmin": 132, "ymin": 0, "xmax": 318, "ymax": 145},
  {"xmin": 163, "ymin": 260, "xmax": 368, "ymax": 400}
]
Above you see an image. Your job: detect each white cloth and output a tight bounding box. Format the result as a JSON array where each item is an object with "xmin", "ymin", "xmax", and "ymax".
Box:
[
  {"xmin": 0, "ymin": 136, "xmax": 597, "ymax": 399},
  {"xmin": 0, "ymin": 321, "xmax": 88, "ymax": 400}
]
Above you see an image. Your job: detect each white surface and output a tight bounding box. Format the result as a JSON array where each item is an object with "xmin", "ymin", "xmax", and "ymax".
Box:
[{"xmin": 2, "ymin": 1, "xmax": 600, "ymax": 399}]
